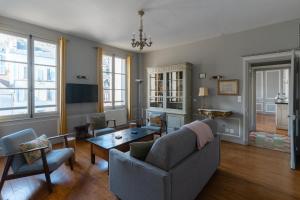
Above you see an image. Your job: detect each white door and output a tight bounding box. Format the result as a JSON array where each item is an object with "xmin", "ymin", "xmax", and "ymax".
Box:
[{"xmin": 291, "ymin": 51, "xmax": 300, "ymax": 169}]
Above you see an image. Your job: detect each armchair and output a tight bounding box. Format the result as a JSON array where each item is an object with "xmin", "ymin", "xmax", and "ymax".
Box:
[
  {"xmin": 86, "ymin": 112, "xmax": 116, "ymax": 137},
  {"xmin": 0, "ymin": 128, "xmax": 74, "ymax": 193},
  {"xmin": 142, "ymin": 111, "xmax": 167, "ymax": 135}
]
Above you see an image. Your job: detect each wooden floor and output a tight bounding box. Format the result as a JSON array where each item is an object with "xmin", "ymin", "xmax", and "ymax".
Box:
[
  {"xmin": 1, "ymin": 141, "xmax": 300, "ymax": 200},
  {"xmin": 256, "ymin": 113, "xmax": 288, "ymax": 136}
]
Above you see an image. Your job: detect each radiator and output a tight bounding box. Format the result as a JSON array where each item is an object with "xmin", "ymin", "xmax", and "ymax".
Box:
[{"xmin": 105, "ymin": 108, "xmax": 128, "ymax": 126}]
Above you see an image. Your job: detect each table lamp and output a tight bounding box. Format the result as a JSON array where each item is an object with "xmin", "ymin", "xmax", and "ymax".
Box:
[{"xmin": 199, "ymin": 87, "xmax": 209, "ymax": 108}]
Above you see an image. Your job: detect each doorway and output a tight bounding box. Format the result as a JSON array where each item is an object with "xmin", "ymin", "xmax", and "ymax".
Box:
[
  {"xmin": 242, "ymin": 51, "xmax": 298, "ymax": 169},
  {"xmin": 250, "ymin": 65, "xmax": 290, "ymax": 152}
]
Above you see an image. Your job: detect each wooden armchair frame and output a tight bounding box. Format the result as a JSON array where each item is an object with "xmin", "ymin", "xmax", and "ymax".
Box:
[{"xmin": 0, "ymin": 134, "xmax": 73, "ymax": 193}]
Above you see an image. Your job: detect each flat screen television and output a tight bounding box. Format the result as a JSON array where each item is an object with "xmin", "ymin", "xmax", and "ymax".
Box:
[{"xmin": 66, "ymin": 83, "xmax": 98, "ymax": 104}]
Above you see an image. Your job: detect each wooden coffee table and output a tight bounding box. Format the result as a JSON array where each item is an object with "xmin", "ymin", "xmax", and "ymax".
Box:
[{"xmin": 86, "ymin": 128, "xmax": 155, "ymax": 164}]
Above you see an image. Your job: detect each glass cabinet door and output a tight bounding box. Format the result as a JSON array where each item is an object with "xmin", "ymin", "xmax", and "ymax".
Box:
[
  {"xmin": 166, "ymin": 71, "xmax": 183, "ymax": 109},
  {"xmin": 149, "ymin": 73, "xmax": 164, "ymax": 108}
]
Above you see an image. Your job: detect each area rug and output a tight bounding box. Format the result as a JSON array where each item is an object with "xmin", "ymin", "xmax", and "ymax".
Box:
[{"xmin": 249, "ymin": 131, "xmax": 290, "ymax": 153}]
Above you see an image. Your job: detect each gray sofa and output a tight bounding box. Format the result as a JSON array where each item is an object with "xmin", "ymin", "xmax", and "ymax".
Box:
[{"xmin": 109, "ymin": 119, "xmax": 220, "ymax": 200}]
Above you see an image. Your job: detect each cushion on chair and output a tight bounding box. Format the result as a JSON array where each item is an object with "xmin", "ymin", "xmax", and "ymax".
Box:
[
  {"xmin": 90, "ymin": 113, "xmax": 107, "ymax": 130},
  {"xmin": 15, "ymin": 148, "xmax": 74, "ymax": 175},
  {"xmin": 1, "ymin": 128, "xmax": 37, "ymax": 172},
  {"xmin": 141, "ymin": 125, "xmax": 161, "ymax": 132},
  {"xmin": 148, "ymin": 114, "xmax": 162, "ymax": 127},
  {"xmin": 88, "ymin": 127, "xmax": 115, "ymax": 137},
  {"xmin": 147, "ymin": 111, "xmax": 166, "ymax": 126},
  {"xmin": 19, "ymin": 134, "xmax": 52, "ymax": 165},
  {"xmin": 130, "ymin": 140, "xmax": 154, "ymax": 160}
]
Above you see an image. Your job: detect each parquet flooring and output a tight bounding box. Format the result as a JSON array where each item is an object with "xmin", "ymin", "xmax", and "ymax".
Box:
[
  {"xmin": 1, "ymin": 140, "xmax": 299, "ymax": 200},
  {"xmin": 256, "ymin": 113, "xmax": 288, "ymax": 136}
]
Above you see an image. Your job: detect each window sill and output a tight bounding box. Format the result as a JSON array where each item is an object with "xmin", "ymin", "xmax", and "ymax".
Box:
[{"xmin": 0, "ymin": 114, "xmax": 59, "ymax": 124}]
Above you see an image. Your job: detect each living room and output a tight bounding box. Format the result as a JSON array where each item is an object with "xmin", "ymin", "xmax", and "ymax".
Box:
[{"xmin": 0, "ymin": 0, "xmax": 300, "ymax": 200}]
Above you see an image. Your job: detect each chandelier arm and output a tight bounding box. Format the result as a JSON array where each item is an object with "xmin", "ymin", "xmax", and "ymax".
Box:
[{"xmin": 145, "ymin": 42, "xmax": 152, "ymax": 47}]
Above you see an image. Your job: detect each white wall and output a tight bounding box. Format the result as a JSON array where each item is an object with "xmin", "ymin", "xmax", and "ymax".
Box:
[
  {"xmin": 0, "ymin": 16, "xmax": 138, "ymax": 138},
  {"xmin": 142, "ymin": 18, "xmax": 300, "ymax": 143}
]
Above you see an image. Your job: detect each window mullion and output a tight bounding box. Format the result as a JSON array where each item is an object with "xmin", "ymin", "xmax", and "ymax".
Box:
[
  {"xmin": 112, "ymin": 54, "xmax": 116, "ymax": 109},
  {"xmin": 28, "ymin": 35, "xmax": 34, "ymax": 118}
]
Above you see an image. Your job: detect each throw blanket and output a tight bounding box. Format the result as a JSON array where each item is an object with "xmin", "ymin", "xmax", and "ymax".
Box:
[{"xmin": 183, "ymin": 121, "xmax": 214, "ymax": 150}]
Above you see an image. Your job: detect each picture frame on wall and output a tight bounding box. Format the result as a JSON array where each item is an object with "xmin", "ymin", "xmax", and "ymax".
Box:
[{"xmin": 217, "ymin": 79, "xmax": 239, "ymax": 95}]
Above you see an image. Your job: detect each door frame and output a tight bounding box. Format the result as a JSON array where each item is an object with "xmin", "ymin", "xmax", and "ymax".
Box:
[
  {"xmin": 242, "ymin": 51, "xmax": 295, "ymax": 168},
  {"xmin": 251, "ymin": 66, "xmax": 290, "ymax": 131}
]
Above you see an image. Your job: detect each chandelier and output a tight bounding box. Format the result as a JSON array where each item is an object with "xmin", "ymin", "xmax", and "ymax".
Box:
[{"xmin": 131, "ymin": 10, "xmax": 152, "ymax": 50}]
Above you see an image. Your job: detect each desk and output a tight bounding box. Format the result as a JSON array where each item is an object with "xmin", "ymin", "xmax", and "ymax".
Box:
[{"xmin": 198, "ymin": 109, "xmax": 233, "ymax": 119}]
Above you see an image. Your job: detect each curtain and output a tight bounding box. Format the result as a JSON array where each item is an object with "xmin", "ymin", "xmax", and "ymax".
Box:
[
  {"xmin": 97, "ymin": 47, "xmax": 104, "ymax": 112},
  {"xmin": 58, "ymin": 37, "xmax": 67, "ymax": 134},
  {"xmin": 127, "ymin": 55, "xmax": 133, "ymax": 120}
]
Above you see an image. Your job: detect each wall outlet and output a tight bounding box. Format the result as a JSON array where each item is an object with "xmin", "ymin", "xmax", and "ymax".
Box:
[{"xmin": 237, "ymin": 96, "xmax": 242, "ymax": 103}]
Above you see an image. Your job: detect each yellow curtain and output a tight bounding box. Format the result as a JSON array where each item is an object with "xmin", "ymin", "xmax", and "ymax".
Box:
[
  {"xmin": 58, "ymin": 37, "xmax": 67, "ymax": 134},
  {"xmin": 97, "ymin": 47, "xmax": 104, "ymax": 112},
  {"xmin": 127, "ymin": 55, "xmax": 133, "ymax": 120}
]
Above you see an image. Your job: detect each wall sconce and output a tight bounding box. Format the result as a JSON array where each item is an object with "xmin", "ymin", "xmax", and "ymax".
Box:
[
  {"xmin": 211, "ymin": 75, "xmax": 223, "ymax": 80},
  {"xmin": 76, "ymin": 75, "xmax": 87, "ymax": 79},
  {"xmin": 199, "ymin": 73, "xmax": 206, "ymax": 79}
]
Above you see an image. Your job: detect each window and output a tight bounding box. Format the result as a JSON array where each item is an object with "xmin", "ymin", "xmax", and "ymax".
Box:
[
  {"xmin": 102, "ymin": 55, "xmax": 126, "ymax": 108},
  {"xmin": 0, "ymin": 32, "xmax": 58, "ymax": 118},
  {"xmin": 33, "ymin": 40, "xmax": 57, "ymax": 113}
]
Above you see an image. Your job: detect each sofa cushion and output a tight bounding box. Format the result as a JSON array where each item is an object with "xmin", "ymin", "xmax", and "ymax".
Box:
[
  {"xmin": 19, "ymin": 134, "xmax": 52, "ymax": 164},
  {"xmin": 145, "ymin": 127, "xmax": 197, "ymax": 171},
  {"xmin": 130, "ymin": 140, "xmax": 154, "ymax": 160}
]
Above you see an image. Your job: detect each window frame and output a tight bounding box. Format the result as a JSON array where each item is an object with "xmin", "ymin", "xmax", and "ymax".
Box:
[
  {"xmin": 102, "ymin": 53, "xmax": 127, "ymax": 110},
  {"xmin": 31, "ymin": 36, "xmax": 59, "ymax": 118},
  {"xmin": 0, "ymin": 30, "xmax": 59, "ymax": 121}
]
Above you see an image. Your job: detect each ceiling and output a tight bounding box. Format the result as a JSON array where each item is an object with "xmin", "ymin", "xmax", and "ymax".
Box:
[{"xmin": 1, "ymin": 0, "xmax": 300, "ymax": 52}]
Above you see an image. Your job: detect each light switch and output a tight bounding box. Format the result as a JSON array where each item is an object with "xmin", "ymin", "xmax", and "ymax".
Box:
[{"xmin": 237, "ymin": 96, "xmax": 242, "ymax": 103}]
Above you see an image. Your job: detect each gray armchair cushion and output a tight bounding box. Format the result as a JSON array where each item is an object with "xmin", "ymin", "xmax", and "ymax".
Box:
[
  {"xmin": 141, "ymin": 125, "xmax": 161, "ymax": 132},
  {"xmin": 90, "ymin": 113, "xmax": 107, "ymax": 130},
  {"xmin": 1, "ymin": 128, "xmax": 37, "ymax": 172},
  {"xmin": 88, "ymin": 127, "xmax": 115, "ymax": 137},
  {"xmin": 147, "ymin": 111, "xmax": 166, "ymax": 126},
  {"xmin": 15, "ymin": 148, "xmax": 74, "ymax": 175},
  {"xmin": 145, "ymin": 127, "xmax": 196, "ymax": 171}
]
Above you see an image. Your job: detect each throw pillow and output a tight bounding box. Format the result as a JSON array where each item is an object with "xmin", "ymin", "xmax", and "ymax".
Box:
[
  {"xmin": 148, "ymin": 114, "xmax": 162, "ymax": 127},
  {"xmin": 90, "ymin": 114, "xmax": 106, "ymax": 130},
  {"xmin": 130, "ymin": 140, "xmax": 154, "ymax": 160},
  {"xmin": 19, "ymin": 134, "xmax": 52, "ymax": 165}
]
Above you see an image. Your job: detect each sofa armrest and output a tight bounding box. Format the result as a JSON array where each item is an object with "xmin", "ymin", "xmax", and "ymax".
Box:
[{"xmin": 109, "ymin": 149, "xmax": 171, "ymax": 200}]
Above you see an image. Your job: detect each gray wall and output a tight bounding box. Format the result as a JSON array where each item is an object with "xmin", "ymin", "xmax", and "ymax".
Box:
[
  {"xmin": 0, "ymin": 16, "xmax": 138, "ymax": 137},
  {"xmin": 142, "ymin": 18, "xmax": 300, "ymax": 142}
]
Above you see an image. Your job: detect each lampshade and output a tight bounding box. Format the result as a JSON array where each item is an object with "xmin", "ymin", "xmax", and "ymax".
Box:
[{"xmin": 199, "ymin": 87, "xmax": 208, "ymax": 97}]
